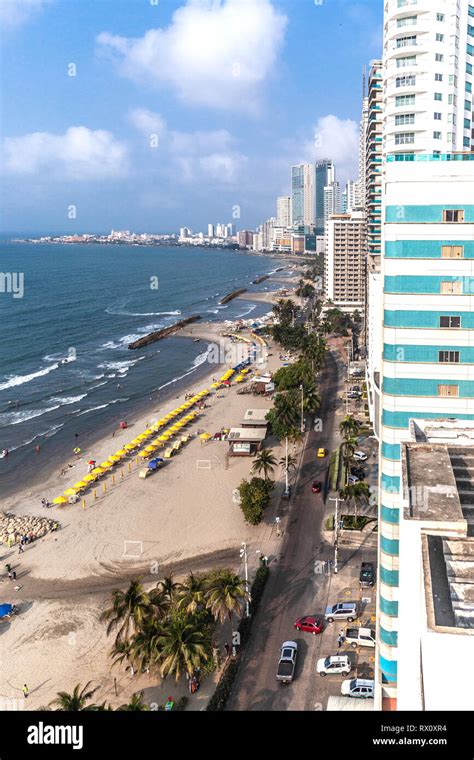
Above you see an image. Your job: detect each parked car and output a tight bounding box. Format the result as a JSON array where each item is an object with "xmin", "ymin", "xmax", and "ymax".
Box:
[
  {"xmin": 294, "ymin": 616, "xmax": 324, "ymax": 635},
  {"xmin": 350, "ymin": 385, "xmax": 361, "ymax": 392},
  {"xmin": 350, "ymin": 466, "xmax": 365, "ymax": 479},
  {"xmin": 317, "ymin": 655, "xmax": 352, "ymax": 677},
  {"xmin": 317, "ymin": 448, "xmax": 327, "ymax": 458},
  {"xmin": 345, "ymin": 627, "xmax": 376, "ymax": 649},
  {"xmin": 341, "ymin": 678, "xmax": 374, "ymax": 698},
  {"xmin": 359, "ymin": 562, "xmax": 375, "ymax": 587},
  {"xmin": 347, "ymin": 391, "xmax": 361, "ymax": 400},
  {"xmin": 311, "ymin": 480, "xmax": 322, "ymax": 493},
  {"xmin": 353, "ymin": 451, "xmax": 368, "ymax": 462},
  {"xmin": 276, "ymin": 641, "xmax": 298, "ymax": 684},
  {"xmin": 348, "ymin": 474, "xmax": 360, "ymax": 485},
  {"xmin": 325, "ymin": 602, "xmax": 358, "ymax": 623}
]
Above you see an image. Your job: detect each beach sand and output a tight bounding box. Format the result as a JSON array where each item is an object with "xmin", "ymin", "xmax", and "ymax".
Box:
[{"xmin": 0, "ymin": 320, "xmax": 299, "ymax": 710}]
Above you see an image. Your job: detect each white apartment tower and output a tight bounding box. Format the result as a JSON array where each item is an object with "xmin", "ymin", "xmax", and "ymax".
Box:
[
  {"xmin": 324, "ymin": 210, "xmax": 366, "ymax": 312},
  {"xmin": 291, "ymin": 163, "xmax": 315, "ymax": 226},
  {"xmin": 276, "ymin": 196, "xmax": 291, "ymax": 227},
  {"xmin": 384, "ymin": 0, "xmax": 474, "ymax": 156},
  {"xmin": 377, "ymin": 0, "xmax": 474, "ymax": 709}
]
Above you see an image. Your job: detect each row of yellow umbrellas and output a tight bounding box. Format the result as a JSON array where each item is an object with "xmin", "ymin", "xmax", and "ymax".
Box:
[{"xmin": 52, "ymin": 372, "xmax": 235, "ymax": 504}]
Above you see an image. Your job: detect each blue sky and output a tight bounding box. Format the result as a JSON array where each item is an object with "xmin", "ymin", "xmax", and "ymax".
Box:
[{"xmin": 0, "ymin": 0, "xmax": 382, "ymax": 234}]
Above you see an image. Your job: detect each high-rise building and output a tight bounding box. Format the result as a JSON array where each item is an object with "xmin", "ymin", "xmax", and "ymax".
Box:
[
  {"xmin": 366, "ymin": 60, "xmax": 384, "ymax": 435},
  {"xmin": 342, "ymin": 180, "xmax": 358, "ymax": 213},
  {"xmin": 383, "ymin": 0, "xmax": 474, "ymax": 156},
  {"xmin": 377, "ymin": 0, "xmax": 474, "ymax": 709},
  {"xmin": 207, "ymin": 224, "xmax": 215, "ymax": 238},
  {"xmin": 291, "ymin": 164, "xmax": 315, "ymax": 225},
  {"xmin": 324, "ymin": 210, "xmax": 366, "ymax": 311},
  {"xmin": 315, "ymin": 159, "xmax": 335, "ymax": 235},
  {"xmin": 355, "ymin": 90, "xmax": 369, "ymax": 207},
  {"xmin": 238, "ymin": 230, "xmax": 254, "ymax": 248},
  {"xmin": 277, "ymin": 196, "xmax": 291, "ymax": 227},
  {"xmin": 323, "ymin": 181, "xmax": 341, "ymax": 224}
]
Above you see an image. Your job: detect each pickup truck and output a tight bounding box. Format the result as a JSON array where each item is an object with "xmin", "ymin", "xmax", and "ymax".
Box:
[
  {"xmin": 276, "ymin": 641, "xmax": 298, "ymax": 684},
  {"xmin": 359, "ymin": 562, "xmax": 375, "ymax": 587},
  {"xmin": 345, "ymin": 627, "xmax": 376, "ymax": 649}
]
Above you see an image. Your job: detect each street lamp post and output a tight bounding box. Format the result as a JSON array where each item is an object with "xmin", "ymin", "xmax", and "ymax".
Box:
[
  {"xmin": 284, "ymin": 435, "xmax": 289, "ymax": 496},
  {"xmin": 300, "ymin": 384, "xmax": 304, "ymax": 434},
  {"xmin": 240, "ymin": 542, "xmax": 250, "ymax": 617}
]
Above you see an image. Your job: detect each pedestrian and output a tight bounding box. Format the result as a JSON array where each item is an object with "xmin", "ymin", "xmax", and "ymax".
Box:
[
  {"xmin": 164, "ymin": 696, "xmax": 174, "ymax": 711},
  {"xmin": 5, "ymin": 563, "xmax": 11, "ymax": 574},
  {"xmin": 22, "ymin": 684, "xmax": 29, "ymax": 699},
  {"xmin": 11, "ymin": 570, "xmax": 16, "ymax": 581},
  {"xmin": 18, "ymin": 544, "xmax": 23, "ymax": 554},
  {"xmin": 224, "ymin": 642, "xmax": 230, "ymax": 657},
  {"xmin": 338, "ymin": 630, "xmax": 345, "ymax": 648}
]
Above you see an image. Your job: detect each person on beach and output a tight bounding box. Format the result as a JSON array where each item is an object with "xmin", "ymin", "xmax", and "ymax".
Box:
[
  {"xmin": 18, "ymin": 544, "xmax": 23, "ymax": 554},
  {"xmin": 22, "ymin": 684, "xmax": 29, "ymax": 699},
  {"xmin": 165, "ymin": 696, "xmax": 174, "ymax": 711},
  {"xmin": 5, "ymin": 563, "xmax": 11, "ymax": 575}
]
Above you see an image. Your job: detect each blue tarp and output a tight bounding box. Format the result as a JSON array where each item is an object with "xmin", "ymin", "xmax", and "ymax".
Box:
[{"xmin": 0, "ymin": 604, "xmax": 13, "ymax": 618}]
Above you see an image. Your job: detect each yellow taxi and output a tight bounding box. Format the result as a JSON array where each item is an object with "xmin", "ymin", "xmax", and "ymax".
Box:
[{"xmin": 317, "ymin": 447, "xmax": 327, "ymax": 458}]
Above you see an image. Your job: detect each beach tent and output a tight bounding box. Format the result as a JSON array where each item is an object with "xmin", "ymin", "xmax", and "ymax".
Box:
[{"xmin": 0, "ymin": 604, "xmax": 13, "ymax": 619}]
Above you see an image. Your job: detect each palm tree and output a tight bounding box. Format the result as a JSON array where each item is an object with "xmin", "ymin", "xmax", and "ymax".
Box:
[
  {"xmin": 341, "ymin": 437, "xmax": 357, "ymax": 482},
  {"xmin": 177, "ymin": 572, "xmax": 207, "ymax": 615},
  {"xmin": 156, "ymin": 575, "xmax": 183, "ymax": 605},
  {"xmin": 49, "ymin": 682, "xmax": 100, "ymax": 711},
  {"xmin": 118, "ymin": 691, "xmax": 149, "ymax": 711},
  {"xmin": 156, "ymin": 615, "xmax": 212, "ymax": 681},
  {"xmin": 279, "ymin": 452, "xmax": 297, "ymax": 474},
  {"xmin": 251, "ymin": 448, "xmax": 277, "ymax": 480},
  {"xmin": 339, "ymin": 481, "xmax": 370, "ymax": 521},
  {"xmin": 205, "ymin": 568, "xmax": 248, "ymax": 637},
  {"xmin": 128, "ymin": 621, "xmax": 163, "ymax": 674},
  {"xmin": 339, "ymin": 415, "xmax": 360, "ymax": 441},
  {"xmin": 303, "ymin": 384, "xmax": 320, "ymax": 415},
  {"xmin": 148, "ymin": 586, "xmax": 172, "ymax": 622},
  {"xmin": 101, "ymin": 580, "xmax": 151, "ymax": 645},
  {"xmin": 110, "ymin": 639, "xmax": 133, "ymax": 671}
]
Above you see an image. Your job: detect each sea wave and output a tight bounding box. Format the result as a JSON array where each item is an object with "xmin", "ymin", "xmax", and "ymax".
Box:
[
  {"xmin": 235, "ymin": 305, "xmax": 257, "ymax": 318},
  {"xmin": 77, "ymin": 397, "xmax": 130, "ymax": 416},
  {"xmin": 0, "ymin": 405, "xmax": 61, "ymax": 426},
  {"xmin": 0, "ymin": 364, "xmax": 59, "ymax": 392},
  {"xmin": 105, "ymin": 305, "xmax": 181, "ymax": 317},
  {"xmin": 48, "ymin": 394, "xmax": 87, "ymax": 406}
]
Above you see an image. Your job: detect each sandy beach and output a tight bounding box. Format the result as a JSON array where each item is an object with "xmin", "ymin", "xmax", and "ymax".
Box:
[{"xmin": 0, "ymin": 315, "xmax": 303, "ymax": 710}]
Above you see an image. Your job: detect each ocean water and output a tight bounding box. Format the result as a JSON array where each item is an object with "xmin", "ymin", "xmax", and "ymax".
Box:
[{"xmin": 0, "ymin": 243, "xmax": 286, "ymax": 495}]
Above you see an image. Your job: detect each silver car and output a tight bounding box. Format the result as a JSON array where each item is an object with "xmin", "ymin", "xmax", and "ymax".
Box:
[{"xmin": 341, "ymin": 678, "xmax": 374, "ymax": 698}]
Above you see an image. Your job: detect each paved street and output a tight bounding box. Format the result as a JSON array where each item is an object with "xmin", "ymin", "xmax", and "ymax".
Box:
[{"xmin": 227, "ymin": 348, "xmax": 377, "ymax": 711}]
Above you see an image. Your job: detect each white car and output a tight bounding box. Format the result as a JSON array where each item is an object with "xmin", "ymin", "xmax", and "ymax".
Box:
[
  {"xmin": 316, "ymin": 655, "xmax": 352, "ymax": 677},
  {"xmin": 341, "ymin": 678, "xmax": 374, "ymax": 698},
  {"xmin": 353, "ymin": 451, "xmax": 368, "ymax": 462}
]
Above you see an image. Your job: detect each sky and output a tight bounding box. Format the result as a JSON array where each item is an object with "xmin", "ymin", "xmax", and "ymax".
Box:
[{"xmin": 0, "ymin": 0, "xmax": 383, "ymax": 235}]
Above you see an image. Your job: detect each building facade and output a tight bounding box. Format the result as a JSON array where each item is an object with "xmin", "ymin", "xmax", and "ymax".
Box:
[
  {"xmin": 277, "ymin": 196, "xmax": 291, "ymax": 227},
  {"xmin": 315, "ymin": 159, "xmax": 335, "ymax": 235},
  {"xmin": 324, "ymin": 210, "xmax": 366, "ymax": 311},
  {"xmin": 291, "ymin": 163, "xmax": 315, "ymax": 226}
]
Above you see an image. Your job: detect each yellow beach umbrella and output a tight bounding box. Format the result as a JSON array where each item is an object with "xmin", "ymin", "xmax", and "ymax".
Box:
[
  {"xmin": 139, "ymin": 450, "xmax": 149, "ymax": 458},
  {"xmin": 130, "ymin": 438, "xmax": 142, "ymax": 445},
  {"xmin": 145, "ymin": 444, "xmax": 156, "ymax": 453},
  {"xmin": 211, "ymin": 382, "xmax": 220, "ymax": 389},
  {"xmin": 114, "ymin": 450, "xmax": 126, "ymax": 457},
  {"xmin": 152, "ymin": 439, "xmax": 163, "ymax": 447},
  {"xmin": 100, "ymin": 461, "xmax": 113, "ymax": 469},
  {"xmin": 108, "ymin": 455, "xmax": 121, "ymax": 463},
  {"xmin": 83, "ymin": 474, "xmax": 96, "ymax": 483},
  {"xmin": 73, "ymin": 480, "xmax": 88, "ymax": 490},
  {"xmin": 53, "ymin": 496, "xmax": 68, "ymax": 504},
  {"xmin": 123, "ymin": 443, "xmax": 136, "ymax": 451},
  {"xmin": 157, "ymin": 435, "xmax": 168, "ymax": 442},
  {"xmin": 200, "ymin": 432, "xmax": 211, "ymax": 441},
  {"xmin": 91, "ymin": 466, "xmax": 106, "ymax": 475},
  {"xmin": 64, "ymin": 488, "xmax": 77, "ymax": 497},
  {"xmin": 137, "ymin": 434, "xmax": 148, "ymax": 441}
]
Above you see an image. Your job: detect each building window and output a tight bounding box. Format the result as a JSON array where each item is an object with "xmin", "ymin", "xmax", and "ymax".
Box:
[
  {"xmin": 396, "ymin": 75, "xmax": 416, "ymax": 87},
  {"xmin": 467, "ymin": 62, "xmax": 473, "ymax": 74},
  {"xmin": 468, "ymin": 44, "xmax": 474, "ymax": 57},
  {"xmin": 434, "ymin": 92, "xmax": 442, "ymax": 101},
  {"xmin": 448, "ymin": 94, "xmax": 457, "ymax": 105},
  {"xmin": 395, "ymin": 94, "xmax": 416, "ymax": 106},
  {"xmin": 442, "ymin": 245, "xmax": 464, "ymax": 258},
  {"xmin": 435, "ymin": 73, "xmax": 443, "ymax": 81},
  {"xmin": 439, "ymin": 351, "xmax": 460, "ymax": 363},
  {"xmin": 395, "ymin": 132, "xmax": 415, "ymax": 145},
  {"xmin": 439, "ymin": 316, "xmax": 461, "ymax": 328},
  {"xmin": 436, "ymin": 12, "xmax": 445, "ymax": 21},
  {"xmin": 433, "ymin": 131, "xmax": 442, "ymax": 139},
  {"xmin": 395, "ymin": 113, "xmax": 415, "ymax": 125},
  {"xmin": 397, "ymin": 16, "xmax": 417, "ymax": 27},
  {"xmin": 435, "ymin": 53, "xmax": 444, "ymax": 62},
  {"xmin": 449, "ymin": 75, "xmax": 458, "ymax": 87},
  {"xmin": 397, "ymin": 36, "xmax": 417, "ymax": 48},
  {"xmin": 443, "ymin": 209, "xmax": 465, "ymax": 223},
  {"xmin": 440, "ymin": 281, "xmax": 462, "ymax": 294},
  {"xmin": 438, "ymin": 385, "xmax": 459, "ymax": 397},
  {"xmin": 397, "ymin": 55, "xmax": 417, "ymax": 68},
  {"xmin": 466, "ymin": 82, "xmax": 472, "ymax": 93},
  {"xmin": 465, "ymin": 118, "xmax": 471, "ymax": 129},
  {"xmin": 465, "ymin": 99, "xmax": 472, "ymax": 111},
  {"xmin": 434, "ymin": 112, "xmax": 442, "ymax": 120},
  {"xmin": 436, "ymin": 33, "xmax": 444, "ymax": 42}
]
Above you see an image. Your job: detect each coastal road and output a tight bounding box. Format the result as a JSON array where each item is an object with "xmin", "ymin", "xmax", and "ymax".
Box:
[{"xmin": 226, "ymin": 348, "xmax": 344, "ymax": 711}]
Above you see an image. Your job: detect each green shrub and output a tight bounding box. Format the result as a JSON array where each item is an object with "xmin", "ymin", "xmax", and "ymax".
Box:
[{"xmin": 237, "ymin": 477, "xmax": 273, "ymax": 525}]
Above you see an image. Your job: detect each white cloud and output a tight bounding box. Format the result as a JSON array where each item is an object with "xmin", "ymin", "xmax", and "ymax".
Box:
[
  {"xmin": 0, "ymin": 0, "xmax": 53, "ymax": 29},
  {"xmin": 97, "ymin": 0, "xmax": 287, "ymax": 111},
  {"xmin": 128, "ymin": 108, "xmax": 167, "ymax": 139},
  {"xmin": 128, "ymin": 109, "xmax": 246, "ymax": 183},
  {"xmin": 305, "ymin": 114, "xmax": 360, "ymax": 183},
  {"xmin": 4, "ymin": 126, "xmax": 128, "ymax": 179}
]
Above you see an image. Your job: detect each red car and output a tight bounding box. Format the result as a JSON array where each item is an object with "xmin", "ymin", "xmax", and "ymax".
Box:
[
  {"xmin": 294, "ymin": 616, "xmax": 324, "ymax": 634},
  {"xmin": 311, "ymin": 480, "xmax": 322, "ymax": 493}
]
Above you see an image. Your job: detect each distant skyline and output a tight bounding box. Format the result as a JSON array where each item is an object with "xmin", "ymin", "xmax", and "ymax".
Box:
[{"xmin": 0, "ymin": 0, "xmax": 382, "ymax": 234}]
